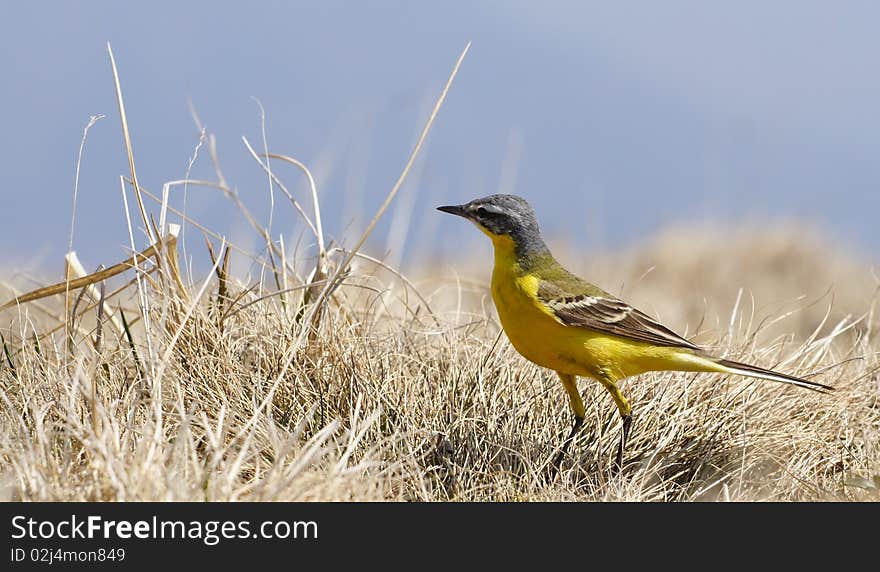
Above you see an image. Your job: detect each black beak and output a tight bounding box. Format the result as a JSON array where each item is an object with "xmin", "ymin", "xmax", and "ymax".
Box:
[{"xmin": 437, "ymin": 204, "xmax": 469, "ymax": 218}]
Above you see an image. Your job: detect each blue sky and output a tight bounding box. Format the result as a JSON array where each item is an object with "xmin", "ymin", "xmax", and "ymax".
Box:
[{"xmin": 1, "ymin": 1, "xmax": 877, "ymax": 273}]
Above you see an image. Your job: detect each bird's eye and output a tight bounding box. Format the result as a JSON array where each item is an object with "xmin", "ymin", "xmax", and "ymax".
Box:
[{"xmin": 475, "ymin": 206, "xmax": 492, "ymax": 218}]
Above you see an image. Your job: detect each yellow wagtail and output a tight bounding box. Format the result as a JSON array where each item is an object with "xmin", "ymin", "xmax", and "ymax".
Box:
[{"xmin": 438, "ymin": 194, "xmax": 833, "ymax": 472}]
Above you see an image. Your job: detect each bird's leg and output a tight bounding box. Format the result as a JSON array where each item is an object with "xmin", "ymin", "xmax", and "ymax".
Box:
[
  {"xmin": 547, "ymin": 373, "xmax": 586, "ymax": 479},
  {"xmin": 551, "ymin": 414, "xmax": 585, "ymax": 474},
  {"xmin": 597, "ymin": 376, "xmax": 632, "ymax": 472},
  {"xmin": 615, "ymin": 413, "xmax": 633, "ymax": 470}
]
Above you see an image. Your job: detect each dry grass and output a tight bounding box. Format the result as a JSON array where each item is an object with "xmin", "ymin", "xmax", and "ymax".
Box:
[
  {"xmin": 2, "ymin": 223, "xmax": 878, "ymax": 501},
  {"xmin": 1, "ymin": 45, "xmax": 878, "ymax": 502}
]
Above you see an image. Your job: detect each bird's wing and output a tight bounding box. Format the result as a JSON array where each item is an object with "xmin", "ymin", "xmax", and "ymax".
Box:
[{"xmin": 536, "ymin": 276, "xmax": 701, "ymax": 350}]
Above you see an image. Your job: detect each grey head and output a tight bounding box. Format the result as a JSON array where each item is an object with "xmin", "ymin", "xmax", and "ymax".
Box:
[{"xmin": 437, "ymin": 194, "xmax": 548, "ymax": 256}]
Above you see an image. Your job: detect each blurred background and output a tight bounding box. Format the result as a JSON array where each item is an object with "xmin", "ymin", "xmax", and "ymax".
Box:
[{"xmin": 1, "ymin": 1, "xmax": 878, "ymax": 276}]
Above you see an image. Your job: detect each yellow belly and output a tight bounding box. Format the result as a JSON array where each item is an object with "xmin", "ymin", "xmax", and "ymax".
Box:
[{"xmin": 490, "ymin": 264, "xmax": 692, "ymax": 381}]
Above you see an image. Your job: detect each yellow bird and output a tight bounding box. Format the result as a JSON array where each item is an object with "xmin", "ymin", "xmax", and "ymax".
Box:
[{"xmin": 438, "ymin": 194, "xmax": 833, "ymax": 473}]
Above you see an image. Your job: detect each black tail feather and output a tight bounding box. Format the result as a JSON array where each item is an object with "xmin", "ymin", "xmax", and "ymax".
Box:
[{"xmin": 714, "ymin": 358, "xmax": 835, "ymax": 393}]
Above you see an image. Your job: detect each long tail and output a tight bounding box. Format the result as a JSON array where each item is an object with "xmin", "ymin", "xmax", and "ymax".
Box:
[{"xmin": 711, "ymin": 357, "xmax": 834, "ymax": 393}]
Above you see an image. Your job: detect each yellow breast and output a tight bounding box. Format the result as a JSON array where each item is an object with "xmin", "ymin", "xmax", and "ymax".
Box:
[
  {"xmin": 488, "ymin": 234, "xmax": 689, "ymax": 380},
  {"xmin": 489, "ymin": 237, "xmax": 589, "ymax": 375}
]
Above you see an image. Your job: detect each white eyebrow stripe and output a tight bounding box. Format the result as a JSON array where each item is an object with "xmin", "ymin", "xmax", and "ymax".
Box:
[{"xmin": 481, "ymin": 203, "xmax": 507, "ymax": 215}]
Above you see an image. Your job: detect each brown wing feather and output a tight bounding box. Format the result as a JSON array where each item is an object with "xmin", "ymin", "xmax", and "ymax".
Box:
[{"xmin": 546, "ymin": 294, "xmax": 701, "ymax": 350}]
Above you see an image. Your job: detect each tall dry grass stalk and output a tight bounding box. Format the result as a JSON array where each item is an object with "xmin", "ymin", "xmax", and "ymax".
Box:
[{"xmin": 1, "ymin": 43, "xmax": 878, "ymax": 501}]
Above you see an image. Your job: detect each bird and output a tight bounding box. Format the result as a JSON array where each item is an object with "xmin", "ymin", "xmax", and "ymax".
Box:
[{"xmin": 437, "ymin": 194, "xmax": 833, "ymax": 474}]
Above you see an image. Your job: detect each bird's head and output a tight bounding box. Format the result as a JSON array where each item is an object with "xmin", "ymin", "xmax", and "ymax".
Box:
[{"xmin": 437, "ymin": 194, "xmax": 544, "ymax": 252}]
